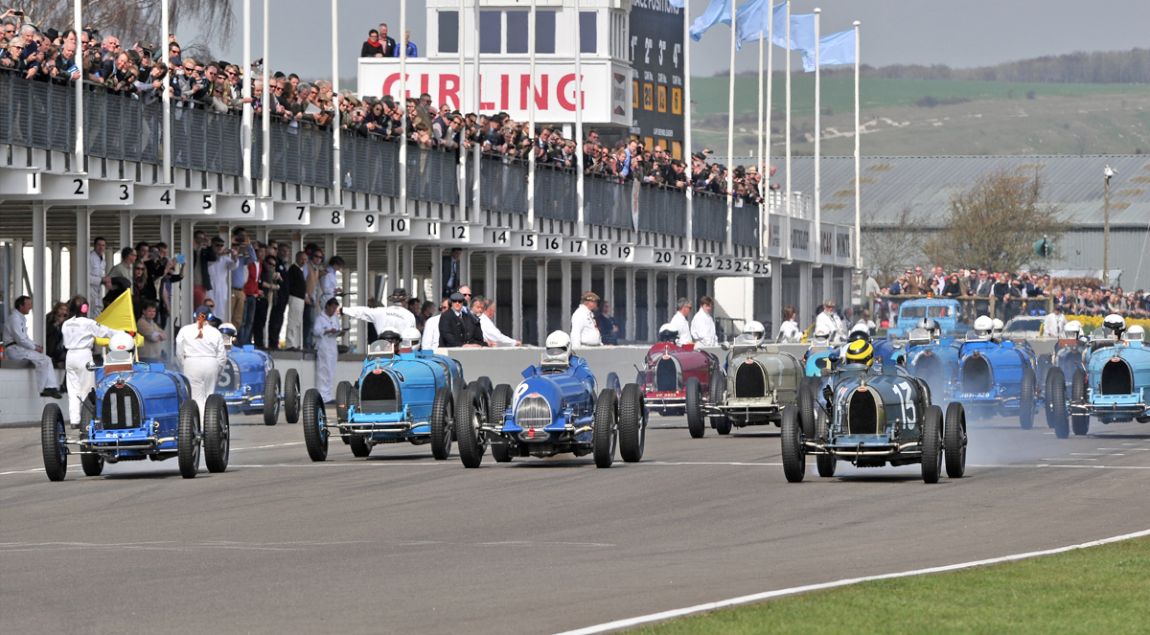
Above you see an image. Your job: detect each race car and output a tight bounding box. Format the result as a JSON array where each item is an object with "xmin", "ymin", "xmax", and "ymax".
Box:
[
  {"xmin": 886, "ymin": 298, "xmax": 967, "ymax": 339},
  {"xmin": 302, "ymin": 329, "xmax": 476, "ymax": 461},
  {"xmin": 40, "ymin": 332, "xmax": 229, "ymax": 481},
  {"xmin": 687, "ymin": 321, "xmax": 804, "ymax": 438},
  {"xmin": 1042, "ymin": 320, "xmax": 1088, "ymax": 433},
  {"xmin": 782, "ymin": 337, "xmax": 968, "ymax": 484},
  {"xmin": 215, "ymin": 323, "xmax": 301, "ymax": 426},
  {"xmin": 1051, "ymin": 317, "xmax": 1149, "ymax": 438},
  {"xmin": 904, "ymin": 319, "xmax": 962, "ymax": 397},
  {"xmin": 638, "ymin": 324, "xmax": 721, "ymax": 417},
  {"xmin": 952, "ymin": 315, "xmax": 1041, "ymax": 428},
  {"xmin": 454, "ymin": 331, "xmax": 645, "ymax": 468}
]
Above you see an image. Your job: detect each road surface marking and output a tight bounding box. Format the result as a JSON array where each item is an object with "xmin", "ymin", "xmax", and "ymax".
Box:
[{"xmin": 556, "ymin": 528, "xmax": 1150, "ymax": 635}]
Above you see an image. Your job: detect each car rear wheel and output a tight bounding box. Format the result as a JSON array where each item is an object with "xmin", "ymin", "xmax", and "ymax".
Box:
[
  {"xmin": 618, "ymin": 384, "xmax": 646, "ymax": 463},
  {"xmin": 284, "ymin": 369, "xmax": 302, "ymax": 424},
  {"xmin": 203, "ymin": 394, "xmax": 230, "ymax": 473},
  {"xmin": 1071, "ymin": 369, "xmax": 1090, "ymax": 436},
  {"xmin": 944, "ymin": 402, "xmax": 968, "ymax": 478},
  {"xmin": 606, "ymin": 372, "xmax": 621, "ymax": 395},
  {"xmin": 815, "ymin": 410, "xmax": 836, "ymax": 478},
  {"xmin": 454, "ymin": 386, "xmax": 487, "ymax": 468},
  {"xmin": 335, "ymin": 380, "xmax": 353, "ymax": 423},
  {"xmin": 1045, "ymin": 367, "xmax": 1069, "ymax": 439},
  {"xmin": 349, "ymin": 434, "xmax": 371, "ymax": 458},
  {"xmin": 79, "ymin": 397, "xmax": 103, "ymax": 477},
  {"xmin": 430, "ymin": 386, "xmax": 455, "ymax": 460},
  {"xmin": 177, "ymin": 400, "xmax": 201, "ymax": 479},
  {"xmin": 1018, "ymin": 366, "xmax": 1036, "ymax": 430},
  {"xmin": 685, "ymin": 376, "xmax": 705, "ymax": 439},
  {"xmin": 798, "ymin": 377, "xmax": 818, "ymax": 440},
  {"xmin": 780, "ymin": 407, "xmax": 805, "ymax": 483},
  {"xmin": 488, "ymin": 384, "xmax": 514, "ymax": 463},
  {"xmin": 709, "ymin": 372, "xmax": 730, "ymax": 434},
  {"xmin": 302, "ymin": 388, "xmax": 329, "ymax": 461},
  {"xmin": 263, "ymin": 369, "xmax": 281, "ymax": 426},
  {"xmin": 41, "ymin": 403, "xmax": 68, "ymax": 482},
  {"xmin": 593, "ymin": 389, "xmax": 618, "ymax": 468},
  {"xmin": 921, "ymin": 405, "xmax": 944, "ymax": 484}
]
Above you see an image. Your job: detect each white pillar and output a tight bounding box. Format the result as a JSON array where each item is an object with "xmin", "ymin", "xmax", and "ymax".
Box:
[
  {"xmin": 625, "ymin": 267, "xmax": 636, "ymax": 344},
  {"xmin": 666, "ymin": 272, "xmax": 677, "ymax": 320},
  {"xmin": 357, "ymin": 237, "xmax": 369, "ymax": 351},
  {"xmin": 401, "ymin": 244, "xmax": 415, "ymax": 293},
  {"xmin": 484, "ymin": 252, "xmax": 497, "ymax": 302},
  {"xmin": 604, "ymin": 265, "xmax": 616, "ymax": 319},
  {"xmin": 687, "ymin": 274, "xmax": 699, "ymax": 304},
  {"xmin": 32, "ymin": 205, "xmax": 47, "ymax": 345},
  {"xmin": 771, "ymin": 259, "xmax": 783, "ymax": 336},
  {"xmin": 385, "ymin": 242, "xmax": 398, "ymax": 298},
  {"xmin": 460, "ymin": 250, "xmax": 471, "ymax": 287},
  {"xmin": 73, "ymin": 0, "xmax": 85, "ymax": 171},
  {"xmin": 75, "ymin": 209, "xmax": 91, "ymax": 304},
  {"xmin": 645, "ymin": 271, "xmax": 658, "ymax": 344},
  {"xmin": 580, "ymin": 261, "xmax": 592, "ymax": 296},
  {"xmin": 179, "ymin": 220, "xmax": 195, "ymax": 328},
  {"xmin": 511, "ymin": 255, "xmax": 524, "ymax": 341},
  {"xmin": 560, "ymin": 259, "xmax": 572, "ymax": 332},
  {"xmin": 536, "ymin": 260, "xmax": 549, "ymax": 346},
  {"xmin": 430, "ymin": 246, "xmax": 443, "ymax": 300},
  {"xmin": 822, "ymin": 265, "xmax": 833, "ymax": 309},
  {"xmin": 799, "ymin": 262, "xmax": 813, "ymax": 328}
]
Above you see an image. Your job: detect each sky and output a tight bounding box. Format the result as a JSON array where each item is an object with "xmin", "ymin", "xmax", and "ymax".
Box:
[{"xmin": 202, "ymin": 0, "xmax": 1150, "ymax": 82}]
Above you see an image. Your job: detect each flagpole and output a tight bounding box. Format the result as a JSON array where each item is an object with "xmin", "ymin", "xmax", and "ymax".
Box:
[
  {"xmin": 757, "ymin": 35, "xmax": 764, "ymax": 197},
  {"xmin": 764, "ymin": 1, "xmax": 773, "ymax": 259},
  {"xmin": 399, "ymin": 0, "xmax": 408, "ymax": 216},
  {"xmin": 683, "ymin": 4, "xmax": 694, "ymax": 254},
  {"xmin": 261, "ymin": 0, "xmax": 270, "ymax": 197},
  {"xmin": 331, "ymin": 0, "xmax": 341, "ymax": 200},
  {"xmin": 527, "ymin": 0, "xmax": 537, "ymax": 231},
  {"xmin": 724, "ymin": 0, "xmax": 737, "ymax": 256},
  {"xmin": 813, "ymin": 7, "xmax": 821, "ymax": 266},
  {"xmin": 784, "ymin": 0, "xmax": 792, "ymax": 261},
  {"xmin": 242, "ymin": 0, "xmax": 252, "ymax": 185},
  {"xmin": 575, "ymin": 0, "xmax": 586, "ymax": 238},
  {"xmin": 456, "ymin": 0, "xmax": 466, "ymax": 225},
  {"xmin": 853, "ymin": 20, "xmax": 861, "ymax": 272}
]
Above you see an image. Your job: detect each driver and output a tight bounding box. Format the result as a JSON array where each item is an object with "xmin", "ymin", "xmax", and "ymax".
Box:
[
  {"xmin": 908, "ymin": 317, "xmax": 938, "ymax": 347},
  {"xmin": 740, "ymin": 320, "xmax": 767, "ymax": 345},
  {"xmin": 541, "ymin": 331, "xmax": 574, "ymax": 373},
  {"xmin": 991, "ymin": 318, "xmax": 1005, "ymax": 343},
  {"xmin": 1125, "ymin": 324, "xmax": 1145, "ymax": 343},
  {"xmin": 1103, "ymin": 313, "xmax": 1126, "ymax": 339},
  {"xmin": 809, "ymin": 324, "xmax": 835, "ymax": 349},
  {"xmin": 843, "ymin": 337, "xmax": 875, "ymax": 368},
  {"xmin": 657, "ymin": 323, "xmax": 680, "ymax": 343},
  {"xmin": 400, "ymin": 327, "xmax": 422, "ymax": 353},
  {"xmin": 175, "ymin": 306, "xmax": 228, "ymax": 417},
  {"xmin": 218, "ymin": 323, "xmax": 238, "ymax": 349},
  {"xmin": 972, "ymin": 315, "xmax": 994, "ymax": 340}
]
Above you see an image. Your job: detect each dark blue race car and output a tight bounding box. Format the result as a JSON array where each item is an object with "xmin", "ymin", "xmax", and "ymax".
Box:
[{"xmin": 215, "ymin": 343, "xmax": 301, "ymax": 426}]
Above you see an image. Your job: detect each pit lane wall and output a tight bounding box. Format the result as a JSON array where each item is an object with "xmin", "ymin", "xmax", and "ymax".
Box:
[{"xmin": 1, "ymin": 340, "xmax": 1061, "ymax": 425}]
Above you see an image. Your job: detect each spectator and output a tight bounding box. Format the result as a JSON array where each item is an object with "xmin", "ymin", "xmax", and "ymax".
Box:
[
  {"xmin": 668, "ymin": 298, "xmax": 693, "ymax": 345},
  {"xmin": 377, "ymin": 23, "xmax": 398, "ymax": 57},
  {"xmin": 361, "ymin": 29, "xmax": 385, "ymax": 57},
  {"xmin": 266, "ymin": 244, "xmax": 291, "ymax": 349},
  {"xmin": 44, "ymin": 302, "xmax": 69, "ymax": 367},
  {"xmin": 4, "ymin": 296, "xmax": 62, "ymax": 398},
  {"xmin": 690, "ymin": 296, "xmax": 717, "ymax": 346},
  {"xmin": 596, "ymin": 300, "xmax": 621, "ymax": 345},
  {"xmin": 777, "ymin": 306, "xmax": 802, "ymax": 343},
  {"xmin": 480, "ymin": 300, "xmax": 519, "ymax": 347},
  {"xmin": 137, "ymin": 300, "xmax": 167, "ymax": 361},
  {"xmin": 421, "ymin": 297, "xmax": 449, "ymax": 350},
  {"xmin": 438, "ymin": 292, "xmax": 485, "ymax": 348},
  {"xmin": 569, "ymin": 292, "xmax": 602, "ymax": 349}
]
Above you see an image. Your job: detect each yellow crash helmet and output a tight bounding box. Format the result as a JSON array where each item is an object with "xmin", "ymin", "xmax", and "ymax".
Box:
[{"xmin": 845, "ymin": 338, "xmax": 875, "ymax": 367}]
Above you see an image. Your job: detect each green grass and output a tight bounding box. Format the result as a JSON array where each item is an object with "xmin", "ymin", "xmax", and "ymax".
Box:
[{"xmin": 632, "ymin": 536, "xmax": 1150, "ymax": 634}]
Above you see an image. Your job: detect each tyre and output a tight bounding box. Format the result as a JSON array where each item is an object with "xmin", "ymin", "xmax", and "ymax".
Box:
[
  {"xmin": 262, "ymin": 369, "xmax": 281, "ymax": 426},
  {"xmin": 1045, "ymin": 367, "xmax": 1069, "ymax": 439},
  {"xmin": 335, "ymin": 380, "xmax": 354, "ymax": 423},
  {"xmin": 349, "ymin": 434, "xmax": 371, "ymax": 458},
  {"xmin": 40, "ymin": 403, "xmax": 68, "ymax": 482},
  {"xmin": 798, "ymin": 377, "xmax": 817, "ymax": 440},
  {"xmin": 301, "ymin": 388, "xmax": 329, "ymax": 461},
  {"xmin": 685, "ymin": 376, "xmax": 705, "ymax": 439},
  {"xmin": 1019, "ymin": 366, "xmax": 1035, "ymax": 430},
  {"xmin": 454, "ymin": 386, "xmax": 487, "ymax": 468},
  {"xmin": 475, "ymin": 376, "xmax": 494, "ymax": 396},
  {"xmin": 177, "ymin": 400, "xmax": 201, "ymax": 479},
  {"xmin": 709, "ymin": 373, "xmax": 730, "ymax": 434},
  {"xmin": 618, "ymin": 384, "xmax": 646, "ymax": 463},
  {"xmin": 815, "ymin": 410, "xmax": 836, "ymax": 478},
  {"xmin": 488, "ymin": 384, "xmax": 514, "ymax": 463},
  {"xmin": 79, "ymin": 399, "xmax": 103, "ymax": 477},
  {"xmin": 203, "ymin": 394, "xmax": 230, "ymax": 473},
  {"xmin": 1043, "ymin": 371, "xmax": 1055, "ymax": 420},
  {"xmin": 1071, "ymin": 369, "xmax": 1090, "ymax": 436},
  {"xmin": 593, "ymin": 389, "xmax": 618, "ymax": 468},
  {"xmin": 284, "ymin": 368, "xmax": 301, "ymax": 424},
  {"xmin": 606, "ymin": 372, "xmax": 621, "ymax": 394},
  {"xmin": 780, "ymin": 407, "xmax": 805, "ymax": 483},
  {"xmin": 944, "ymin": 402, "xmax": 968, "ymax": 478},
  {"xmin": 430, "ymin": 386, "xmax": 455, "ymax": 460},
  {"xmin": 921, "ymin": 404, "xmax": 943, "ymax": 484}
]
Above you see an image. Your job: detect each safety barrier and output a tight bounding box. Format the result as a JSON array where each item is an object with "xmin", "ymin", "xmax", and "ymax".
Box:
[{"xmin": 692, "ymin": 192, "xmax": 727, "ymax": 243}]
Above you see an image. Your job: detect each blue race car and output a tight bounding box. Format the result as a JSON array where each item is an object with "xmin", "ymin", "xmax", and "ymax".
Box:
[
  {"xmin": 454, "ymin": 331, "xmax": 646, "ymax": 468},
  {"xmin": 215, "ymin": 326, "xmax": 301, "ymax": 426},
  {"xmin": 40, "ymin": 332, "xmax": 229, "ymax": 481},
  {"xmin": 952, "ymin": 317, "xmax": 1040, "ymax": 428},
  {"xmin": 301, "ymin": 334, "xmax": 475, "ymax": 461},
  {"xmin": 886, "ymin": 298, "xmax": 967, "ymax": 339},
  {"xmin": 903, "ymin": 322, "xmax": 962, "ymax": 398},
  {"xmin": 1052, "ymin": 318, "xmax": 1150, "ymax": 438}
]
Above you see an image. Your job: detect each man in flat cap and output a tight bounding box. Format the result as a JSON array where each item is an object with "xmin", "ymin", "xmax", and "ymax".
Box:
[{"xmin": 570, "ymin": 291, "xmax": 602, "ymax": 349}]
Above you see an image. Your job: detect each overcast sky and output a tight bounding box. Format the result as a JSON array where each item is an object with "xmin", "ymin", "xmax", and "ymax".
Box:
[{"xmin": 204, "ymin": 0, "xmax": 1150, "ymax": 81}]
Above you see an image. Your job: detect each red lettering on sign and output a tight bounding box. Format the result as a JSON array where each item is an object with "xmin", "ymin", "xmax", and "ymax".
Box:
[
  {"xmin": 439, "ymin": 74, "xmax": 460, "ymax": 110},
  {"xmin": 500, "ymin": 74, "xmax": 510, "ymax": 111},
  {"xmin": 479, "ymin": 73, "xmax": 495, "ymax": 110},
  {"xmin": 519, "ymin": 74, "xmax": 550, "ymax": 111},
  {"xmin": 419, "ymin": 73, "xmax": 430, "ymax": 97},
  {"xmin": 556, "ymin": 73, "xmax": 583, "ymax": 111}
]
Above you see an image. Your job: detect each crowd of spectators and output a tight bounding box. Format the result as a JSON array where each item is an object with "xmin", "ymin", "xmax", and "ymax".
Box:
[{"xmin": 866, "ymin": 265, "xmax": 1150, "ymax": 322}]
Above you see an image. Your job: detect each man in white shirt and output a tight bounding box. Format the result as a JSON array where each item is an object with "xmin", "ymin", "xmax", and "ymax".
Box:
[
  {"xmin": 313, "ymin": 298, "xmax": 343, "ymax": 403},
  {"xmin": 690, "ymin": 295, "xmax": 717, "ymax": 346},
  {"xmin": 479, "ymin": 299, "xmax": 519, "ymax": 346},
  {"xmin": 320, "ymin": 256, "xmax": 344, "ymax": 308},
  {"xmin": 88, "ymin": 237, "xmax": 110, "ymax": 316},
  {"xmin": 175, "ymin": 306, "xmax": 229, "ymax": 417},
  {"xmin": 61, "ymin": 296, "xmax": 115, "ymax": 426},
  {"xmin": 4, "ymin": 295, "xmax": 62, "ymax": 398},
  {"xmin": 668, "ymin": 298, "xmax": 693, "ymax": 346},
  {"xmin": 206, "ymin": 237, "xmax": 239, "ymax": 324},
  {"xmin": 570, "ymin": 291, "xmax": 602, "ymax": 349},
  {"xmin": 343, "ymin": 288, "xmax": 417, "ymax": 338},
  {"xmin": 421, "ymin": 297, "xmax": 449, "ymax": 351},
  {"xmin": 814, "ymin": 300, "xmax": 845, "ymax": 344},
  {"xmin": 1043, "ymin": 304, "xmax": 1066, "ymax": 339}
]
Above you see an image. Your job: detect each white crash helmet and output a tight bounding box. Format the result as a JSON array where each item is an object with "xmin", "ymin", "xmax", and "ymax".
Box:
[
  {"xmin": 1124, "ymin": 324, "xmax": 1144, "ymax": 342},
  {"xmin": 991, "ymin": 318, "xmax": 1005, "ymax": 334},
  {"xmin": 850, "ymin": 322, "xmax": 871, "ymax": 336},
  {"xmin": 1063, "ymin": 320, "xmax": 1082, "ymax": 337},
  {"xmin": 917, "ymin": 317, "xmax": 940, "ymax": 336},
  {"xmin": 106, "ymin": 331, "xmax": 136, "ymax": 365},
  {"xmin": 741, "ymin": 320, "xmax": 766, "ymax": 344},
  {"xmin": 657, "ymin": 322, "xmax": 679, "ymax": 343},
  {"xmin": 811, "ymin": 324, "xmax": 834, "ymax": 344},
  {"xmin": 400, "ymin": 327, "xmax": 422, "ymax": 351},
  {"xmin": 973, "ymin": 315, "xmax": 994, "ymax": 338},
  {"xmin": 542, "ymin": 330, "xmax": 572, "ymax": 371},
  {"xmin": 1103, "ymin": 314, "xmax": 1126, "ymax": 335},
  {"xmin": 218, "ymin": 322, "xmax": 237, "ymax": 347}
]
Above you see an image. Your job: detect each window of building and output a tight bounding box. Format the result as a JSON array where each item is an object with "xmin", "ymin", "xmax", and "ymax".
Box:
[
  {"xmin": 580, "ymin": 11, "xmax": 597, "ymax": 54},
  {"xmin": 438, "ymin": 11, "xmax": 458, "ymax": 54},
  {"xmin": 506, "ymin": 11, "xmax": 528, "ymax": 54},
  {"xmin": 480, "ymin": 10, "xmax": 502, "ymax": 54},
  {"xmin": 536, "ymin": 10, "xmax": 557, "ymax": 54}
]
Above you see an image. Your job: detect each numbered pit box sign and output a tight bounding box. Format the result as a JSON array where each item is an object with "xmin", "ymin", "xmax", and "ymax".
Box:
[
  {"xmin": 588, "ymin": 241, "xmax": 614, "ymax": 260},
  {"xmin": 379, "ymin": 215, "xmax": 412, "ymax": 237},
  {"xmin": 540, "ymin": 235, "xmax": 565, "ymax": 255},
  {"xmin": 566, "ymin": 239, "xmax": 589, "ymax": 257},
  {"xmin": 750, "ymin": 260, "xmax": 772, "ymax": 277},
  {"xmin": 411, "ymin": 220, "xmax": 474, "ymax": 244}
]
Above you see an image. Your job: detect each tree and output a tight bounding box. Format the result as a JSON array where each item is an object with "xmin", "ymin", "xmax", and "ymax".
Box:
[
  {"xmin": 862, "ymin": 207, "xmax": 923, "ymax": 285},
  {"xmin": 14, "ymin": 0, "xmax": 234, "ymax": 52},
  {"xmin": 924, "ymin": 169, "xmax": 1066, "ymax": 273}
]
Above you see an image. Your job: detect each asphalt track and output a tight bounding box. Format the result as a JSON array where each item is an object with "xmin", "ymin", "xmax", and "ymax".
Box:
[{"xmin": 2, "ymin": 411, "xmax": 1149, "ymax": 634}]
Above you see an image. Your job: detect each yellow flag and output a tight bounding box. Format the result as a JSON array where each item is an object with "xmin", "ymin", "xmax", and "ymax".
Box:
[{"xmin": 96, "ymin": 290, "xmax": 138, "ymax": 334}]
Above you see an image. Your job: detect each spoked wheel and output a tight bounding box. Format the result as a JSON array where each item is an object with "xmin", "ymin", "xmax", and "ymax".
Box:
[
  {"xmin": 814, "ymin": 410, "xmax": 836, "ymax": 478},
  {"xmin": 488, "ymin": 384, "xmax": 514, "ymax": 463},
  {"xmin": 302, "ymin": 388, "xmax": 329, "ymax": 461},
  {"xmin": 944, "ymin": 402, "xmax": 968, "ymax": 478},
  {"xmin": 41, "ymin": 403, "xmax": 68, "ymax": 482},
  {"xmin": 284, "ymin": 369, "xmax": 302, "ymax": 424},
  {"xmin": 921, "ymin": 405, "xmax": 944, "ymax": 484},
  {"xmin": 430, "ymin": 386, "xmax": 455, "ymax": 460},
  {"xmin": 709, "ymin": 372, "xmax": 730, "ymax": 434},
  {"xmin": 798, "ymin": 377, "xmax": 818, "ymax": 440},
  {"xmin": 593, "ymin": 389, "xmax": 618, "ymax": 468},
  {"xmin": 79, "ymin": 398, "xmax": 103, "ymax": 477},
  {"xmin": 263, "ymin": 369, "xmax": 282, "ymax": 426},
  {"xmin": 618, "ymin": 384, "xmax": 646, "ymax": 463},
  {"xmin": 1045, "ymin": 367, "xmax": 1069, "ymax": 439},
  {"xmin": 454, "ymin": 386, "xmax": 488, "ymax": 468},
  {"xmin": 203, "ymin": 394, "xmax": 230, "ymax": 473},
  {"xmin": 177, "ymin": 400, "xmax": 202, "ymax": 479},
  {"xmin": 1071, "ymin": 369, "xmax": 1090, "ymax": 436},
  {"xmin": 780, "ymin": 407, "xmax": 805, "ymax": 483},
  {"xmin": 685, "ymin": 376, "xmax": 706, "ymax": 439}
]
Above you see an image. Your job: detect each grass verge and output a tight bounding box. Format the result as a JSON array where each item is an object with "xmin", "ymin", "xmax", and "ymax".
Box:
[{"xmin": 633, "ymin": 536, "xmax": 1150, "ymax": 634}]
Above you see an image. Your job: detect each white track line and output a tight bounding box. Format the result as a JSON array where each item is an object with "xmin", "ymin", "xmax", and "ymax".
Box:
[{"xmin": 556, "ymin": 528, "xmax": 1150, "ymax": 635}]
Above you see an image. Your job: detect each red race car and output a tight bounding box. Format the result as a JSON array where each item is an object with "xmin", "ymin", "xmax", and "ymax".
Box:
[{"xmin": 637, "ymin": 339, "xmax": 722, "ymax": 417}]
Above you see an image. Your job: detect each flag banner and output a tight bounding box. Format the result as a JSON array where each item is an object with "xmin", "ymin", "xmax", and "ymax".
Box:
[
  {"xmin": 801, "ymin": 28, "xmax": 857, "ymax": 72},
  {"xmin": 772, "ymin": 11, "xmax": 816, "ymax": 52},
  {"xmin": 689, "ymin": 0, "xmax": 731, "ymax": 41},
  {"xmin": 735, "ymin": 1, "xmax": 783, "ymax": 47},
  {"xmin": 96, "ymin": 290, "xmax": 139, "ymax": 335}
]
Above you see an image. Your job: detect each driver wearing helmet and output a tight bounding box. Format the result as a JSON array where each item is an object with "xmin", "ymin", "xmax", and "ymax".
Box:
[
  {"xmin": 1103, "ymin": 313, "xmax": 1127, "ymax": 339},
  {"xmin": 972, "ymin": 315, "xmax": 995, "ymax": 340},
  {"xmin": 843, "ymin": 337, "xmax": 876, "ymax": 369},
  {"xmin": 991, "ymin": 318, "xmax": 1005, "ymax": 342},
  {"xmin": 810, "ymin": 324, "xmax": 835, "ymax": 348},
  {"xmin": 218, "ymin": 322, "xmax": 238, "ymax": 349},
  {"xmin": 657, "ymin": 323, "xmax": 680, "ymax": 343},
  {"xmin": 400, "ymin": 327, "xmax": 422, "ymax": 353},
  {"xmin": 175, "ymin": 306, "xmax": 228, "ymax": 417},
  {"xmin": 538, "ymin": 330, "xmax": 594, "ymax": 385},
  {"xmin": 1125, "ymin": 324, "xmax": 1145, "ymax": 343}
]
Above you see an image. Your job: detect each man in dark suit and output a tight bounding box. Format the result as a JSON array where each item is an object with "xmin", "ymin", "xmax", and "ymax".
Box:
[
  {"xmin": 442, "ymin": 248, "xmax": 462, "ymax": 298},
  {"xmin": 438, "ymin": 292, "xmax": 486, "ymax": 347}
]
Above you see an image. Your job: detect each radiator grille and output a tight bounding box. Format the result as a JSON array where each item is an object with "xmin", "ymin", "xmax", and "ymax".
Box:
[
  {"xmin": 1101, "ymin": 359, "xmax": 1133, "ymax": 395},
  {"xmin": 101, "ymin": 385, "xmax": 141, "ymax": 430},
  {"xmin": 734, "ymin": 361, "xmax": 766, "ymax": 398},
  {"xmin": 655, "ymin": 358, "xmax": 679, "ymax": 392},
  {"xmin": 846, "ymin": 389, "xmax": 879, "ymax": 435},
  {"xmin": 962, "ymin": 356, "xmax": 992, "ymax": 394},
  {"xmin": 515, "ymin": 395, "xmax": 551, "ymax": 429}
]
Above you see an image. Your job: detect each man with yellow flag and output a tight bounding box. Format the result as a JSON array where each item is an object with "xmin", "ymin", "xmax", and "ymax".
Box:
[{"xmin": 61, "ymin": 295, "xmax": 115, "ymax": 428}]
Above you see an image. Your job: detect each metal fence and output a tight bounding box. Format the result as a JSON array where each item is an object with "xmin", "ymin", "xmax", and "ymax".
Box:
[
  {"xmin": 584, "ymin": 176, "xmax": 633, "ymax": 229},
  {"xmin": 479, "ymin": 156, "xmax": 528, "ymax": 215},
  {"xmin": 638, "ymin": 185, "xmax": 686, "ymax": 236},
  {"xmin": 732, "ymin": 202, "xmax": 759, "ymax": 247},
  {"xmin": 85, "ymin": 88, "xmax": 162, "ymax": 163},
  {"xmin": 407, "ymin": 146, "xmax": 459, "ymax": 205},
  {"xmin": 692, "ymin": 192, "xmax": 727, "ymax": 243},
  {"xmin": 0, "ymin": 72, "xmax": 74, "ymax": 153},
  {"xmin": 533, "ymin": 165, "xmax": 578, "ymax": 222},
  {"xmin": 169, "ymin": 105, "xmax": 242, "ymax": 174},
  {"xmin": 267, "ymin": 120, "xmax": 332, "ymax": 187},
  {"xmin": 338, "ymin": 131, "xmax": 399, "ymax": 196}
]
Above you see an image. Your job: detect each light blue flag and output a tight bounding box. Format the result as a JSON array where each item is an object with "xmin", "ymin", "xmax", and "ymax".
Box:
[
  {"xmin": 736, "ymin": 1, "xmax": 783, "ymax": 46},
  {"xmin": 777, "ymin": 12, "xmax": 816, "ymax": 52},
  {"xmin": 667, "ymin": 0, "xmax": 685, "ymax": 8},
  {"xmin": 801, "ymin": 28, "xmax": 857, "ymax": 72},
  {"xmin": 689, "ymin": 0, "xmax": 732, "ymax": 42}
]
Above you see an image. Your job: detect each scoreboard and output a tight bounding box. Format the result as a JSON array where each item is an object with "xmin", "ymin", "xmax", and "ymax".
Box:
[{"xmin": 629, "ymin": 0, "xmax": 686, "ymax": 160}]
